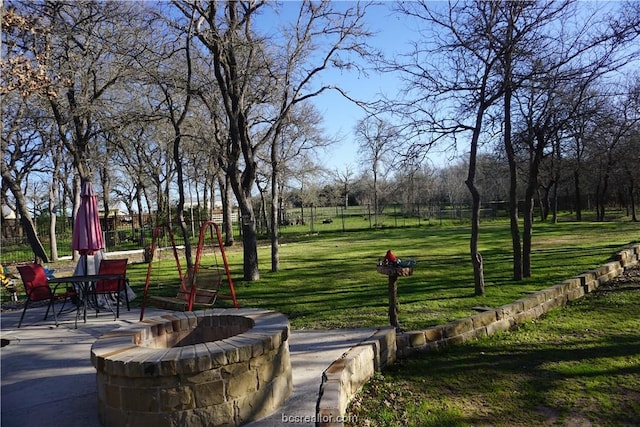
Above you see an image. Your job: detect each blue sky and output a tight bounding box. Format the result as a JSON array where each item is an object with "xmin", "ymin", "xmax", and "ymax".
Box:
[
  {"xmin": 308, "ymin": 1, "xmax": 459, "ymax": 174},
  {"xmin": 310, "ymin": 2, "xmax": 422, "ymax": 173},
  {"xmin": 257, "ymin": 1, "xmax": 634, "ymax": 176},
  {"xmin": 268, "ymin": 1, "xmax": 449, "ymax": 175}
]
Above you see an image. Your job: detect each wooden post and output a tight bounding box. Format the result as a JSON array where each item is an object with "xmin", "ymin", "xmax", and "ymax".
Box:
[
  {"xmin": 388, "ymin": 273, "xmax": 399, "ymax": 329},
  {"xmin": 377, "ymin": 263, "xmax": 413, "ymax": 331}
]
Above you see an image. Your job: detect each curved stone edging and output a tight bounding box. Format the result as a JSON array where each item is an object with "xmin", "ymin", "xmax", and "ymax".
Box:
[
  {"xmin": 315, "ymin": 243, "xmax": 640, "ymax": 427},
  {"xmin": 91, "ymin": 308, "xmax": 293, "ymax": 427}
]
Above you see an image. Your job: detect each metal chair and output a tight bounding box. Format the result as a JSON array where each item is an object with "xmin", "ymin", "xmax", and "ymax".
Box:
[
  {"xmin": 16, "ymin": 264, "xmax": 76, "ymax": 328},
  {"xmin": 92, "ymin": 259, "xmax": 130, "ymax": 318}
]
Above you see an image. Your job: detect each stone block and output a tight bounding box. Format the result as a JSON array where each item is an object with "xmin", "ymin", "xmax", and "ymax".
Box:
[
  {"xmin": 617, "ymin": 249, "xmax": 632, "ymax": 266},
  {"xmin": 323, "ymin": 358, "xmax": 345, "ymax": 382},
  {"xmin": 226, "ymin": 368, "xmax": 258, "ymax": 399},
  {"xmin": 349, "ymin": 345, "xmax": 375, "ymax": 391},
  {"xmin": 460, "ymin": 328, "xmax": 483, "ymax": 342},
  {"xmin": 160, "ymin": 385, "xmax": 196, "ymax": 411},
  {"xmin": 496, "ymin": 301, "xmax": 523, "ymax": 320},
  {"xmin": 103, "ymin": 347, "xmax": 137, "ymax": 377},
  {"xmin": 566, "ymin": 286, "xmax": 585, "ymax": 301},
  {"xmin": 486, "ymin": 318, "xmax": 511, "ymax": 336},
  {"xmin": 99, "ymin": 405, "xmax": 129, "ymax": 427},
  {"xmin": 216, "ymin": 340, "xmax": 240, "ymax": 364},
  {"xmin": 395, "ymin": 333, "xmax": 410, "ymax": 353},
  {"xmin": 175, "ymin": 346, "xmax": 197, "ymax": 374},
  {"xmin": 407, "ymin": 330, "xmax": 426, "ymax": 347},
  {"xmin": 317, "ymin": 407, "xmax": 343, "ymax": 427},
  {"xmin": 552, "ymin": 281, "xmax": 570, "ymax": 295},
  {"xmin": 194, "ymin": 402, "xmax": 235, "ymax": 427},
  {"xmin": 192, "ymin": 343, "xmax": 213, "ymax": 372},
  {"xmin": 193, "ymin": 380, "xmax": 226, "ymax": 407},
  {"xmin": 317, "ymin": 379, "xmax": 345, "ymax": 414},
  {"xmin": 562, "ymin": 278, "xmax": 581, "ymax": 290},
  {"xmin": 120, "ymin": 385, "xmax": 160, "ymax": 412},
  {"xmin": 578, "ymin": 271, "xmax": 598, "ymax": 292},
  {"xmin": 513, "ymin": 306, "xmax": 542, "ymax": 324},
  {"xmin": 471, "ymin": 310, "xmax": 497, "ymax": 328},
  {"xmin": 203, "ymin": 342, "xmax": 228, "ymax": 366},
  {"xmin": 423, "ymin": 325, "xmax": 442, "ymax": 343},
  {"xmin": 103, "ymin": 382, "xmax": 122, "ymax": 409},
  {"xmin": 442, "ymin": 318, "xmax": 473, "ymax": 339},
  {"xmin": 541, "ymin": 295, "xmax": 565, "ymax": 313},
  {"xmin": 270, "ymin": 370, "xmax": 294, "ymax": 406},
  {"xmin": 229, "ymin": 335, "xmax": 265, "ymax": 359},
  {"xmin": 442, "ymin": 335, "xmax": 465, "ymax": 346}
]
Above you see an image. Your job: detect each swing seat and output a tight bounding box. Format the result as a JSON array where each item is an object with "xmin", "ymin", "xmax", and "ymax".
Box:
[{"xmin": 149, "ymin": 268, "xmax": 223, "ymax": 311}]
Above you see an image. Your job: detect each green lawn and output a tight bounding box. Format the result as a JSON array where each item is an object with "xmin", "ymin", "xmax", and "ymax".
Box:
[
  {"xmin": 346, "ymin": 267, "xmax": 640, "ymax": 426},
  {"xmin": 126, "ymin": 219, "xmax": 640, "ymax": 330}
]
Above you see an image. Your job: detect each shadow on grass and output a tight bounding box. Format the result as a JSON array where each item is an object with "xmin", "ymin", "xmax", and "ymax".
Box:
[{"xmin": 349, "ymin": 271, "xmax": 640, "ymax": 426}]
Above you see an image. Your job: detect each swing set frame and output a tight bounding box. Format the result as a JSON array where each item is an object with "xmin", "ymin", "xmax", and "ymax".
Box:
[{"xmin": 139, "ymin": 221, "xmax": 238, "ymax": 321}]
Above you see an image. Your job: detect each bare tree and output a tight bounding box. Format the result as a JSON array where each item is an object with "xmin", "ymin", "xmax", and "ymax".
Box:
[
  {"xmin": 590, "ymin": 92, "xmax": 640, "ymax": 221},
  {"xmin": 1, "ymin": 4, "xmax": 56, "ymax": 262},
  {"xmin": 354, "ymin": 117, "xmax": 398, "ymax": 227},
  {"xmin": 1, "ymin": 99, "xmax": 50, "ymax": 262},
  {"xmin": 333, "ymin": 164, "xmax": 356, "ymax": 210},
  {"xmin": 9, "ymin": 0, "xmax": 150, "ymax": 261},
  {"xmin": 389, "ymin": 1, "xmax": 515, "ymax": 295},
  {"xmin": 264, "ymin": 104, "xmax": 330, "ymax": 271},
  {"xmin": 178, "ymin": 0, "xmax": 372, "ymax": 279},
  {"xmin": 510, "ymin": 1, "xmax": 639, "ymax": 276}
]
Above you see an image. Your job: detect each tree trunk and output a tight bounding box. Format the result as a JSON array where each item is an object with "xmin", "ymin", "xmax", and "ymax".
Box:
[
  {"xmin": 523, "ymin": 130, "xmax": 545, "ymax": 278},
  {"xmin": 630, "ymin": 177, "xmax": 638, "ymax": 222},
  {"xmin": 523, "ymin": 188, "xmax": 535, "ymax": 278},
  {"xmin": 231, "ymin": 172, "xmax": 260, "ymax": 281},
  {"xmin": 174, "ymin": 135, "xmax": 193, "ymax": 269},
  {"xmin": 503, "ymin": 10, "xmax": 522, "ymax": 281},
  {"xmin": 466, "ymin": 105, "xmax": 486, "ymax": 297},
  {"xmin": 466, "ymin": 178, "xmax": 485, "ymax": 296},
  {"xmin": 48, "ymin": 182, "xmax": 58, "ymax": 262},
  {"xmin": 552, "ymin": 180, "xmax": 559, "ymax": 223},
  {"xmin": 218, "ymin": 173, "xmax": 235, "ymax": 246},
  {"xmin": 270, "ymin": 157, "xmax": 280, "ymax": 273},
  {"xmin": 574, "ymin": 169, "xmax": 582, "ymax": 221},
  {"xmin": 1, "ymin": 168, "xmax": 49, "ymax": 262},
  {"xmin": 240, "ymin": 206, "xmax": 260, "ymax": 281}
]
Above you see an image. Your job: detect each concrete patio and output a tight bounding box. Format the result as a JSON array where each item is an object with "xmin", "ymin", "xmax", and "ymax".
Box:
[{"xmin": 1, "ymin": 303, "xmax": 377, "ymax": 427}]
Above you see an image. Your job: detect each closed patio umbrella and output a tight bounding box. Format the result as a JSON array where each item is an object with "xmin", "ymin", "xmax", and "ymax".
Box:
[{"xmin": 72, "ymin": 181, "xmax": 104, "ymax": 276}]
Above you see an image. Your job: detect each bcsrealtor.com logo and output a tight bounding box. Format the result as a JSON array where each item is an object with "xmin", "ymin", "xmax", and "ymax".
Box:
[{"xmin": 281, "ymin": 413, "xmax": 358, "ymax": 424}]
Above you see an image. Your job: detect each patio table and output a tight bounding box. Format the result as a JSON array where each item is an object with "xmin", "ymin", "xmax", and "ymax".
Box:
[{"xmin": 48, "ymin": 274, "xmax": 124, "ymax": 328}]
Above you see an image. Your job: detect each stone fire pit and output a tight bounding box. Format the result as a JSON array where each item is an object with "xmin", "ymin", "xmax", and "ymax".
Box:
[{"xmin": 91, "ymin": 309, "xmax": 292, "ymax": 427}]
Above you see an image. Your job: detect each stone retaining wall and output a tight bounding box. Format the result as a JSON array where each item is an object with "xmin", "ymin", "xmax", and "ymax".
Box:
[
  {"xmin": 315, "ymin": 243, "xmax": 640, "ymax": 427},
  {"xmin": 91, "ymin": 309, "xmax": 292, "ymax": 427},
  {"xmin": 316, "ymin": 327, "xmax": 396, "ymax": 427},
  {"xmin": 396, "ymin": 243, "xmax": 640, "ymax": 358}
]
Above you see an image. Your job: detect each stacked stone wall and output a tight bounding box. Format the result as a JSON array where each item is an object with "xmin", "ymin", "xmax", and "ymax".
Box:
[
  {"xmin": 316, "ymin": 243, "xmax": 640, "ymax": 427},
  {"xmin": 396, "ymin": 243, "xmax": 640, "ymax": 358}
]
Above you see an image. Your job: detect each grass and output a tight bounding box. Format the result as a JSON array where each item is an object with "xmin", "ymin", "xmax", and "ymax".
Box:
[
  {"xmin": 122, "ymin": 218, "xmax": 640, "ymax": 330},
  {"xmin": 5, "ymin": 217, "xmax": 638, "ymax": 425},
  {"xmin": 346, "ymin": 269, "xmax": 640, "ymax": 426}
]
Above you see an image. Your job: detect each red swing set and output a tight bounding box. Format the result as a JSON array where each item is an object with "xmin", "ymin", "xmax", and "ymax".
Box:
[{"xmin": 139, "ymin": 221, "xmax": 238, "ymax": 321}]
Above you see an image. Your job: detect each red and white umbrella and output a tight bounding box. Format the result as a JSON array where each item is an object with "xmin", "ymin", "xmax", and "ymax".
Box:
[{"xmin": 72, "ymin": 181, "xmax": 104, "ymax": 275}]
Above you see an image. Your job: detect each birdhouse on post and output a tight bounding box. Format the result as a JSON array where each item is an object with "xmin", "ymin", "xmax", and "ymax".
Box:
[{"xmin": 376, "ymin": 250, "xmax": 416, "ymax": 329}]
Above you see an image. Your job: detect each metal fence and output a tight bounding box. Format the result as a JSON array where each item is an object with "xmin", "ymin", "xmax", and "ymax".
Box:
[{"xmin": 1, "ymin": 204, "xmax": 502, "ymax": 265}]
